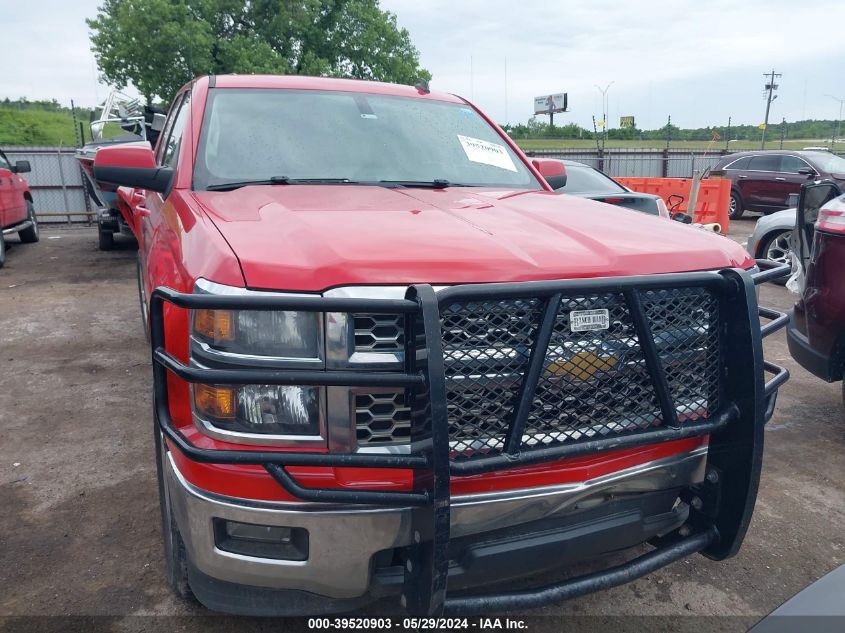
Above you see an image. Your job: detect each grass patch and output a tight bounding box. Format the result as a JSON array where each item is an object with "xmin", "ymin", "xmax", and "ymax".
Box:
[
  {"xmin": 0, "ymin": 108, "xmax": 139, "ymax": 147},
  {"xmin": 0, "ymin": 109, "xmax": 80, "ymax": 146}
]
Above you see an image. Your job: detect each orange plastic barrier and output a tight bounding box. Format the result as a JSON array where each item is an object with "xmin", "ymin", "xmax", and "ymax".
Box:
[{"xmin": 616, "ymin": 177, "xmax": 731, "ymax": 233}]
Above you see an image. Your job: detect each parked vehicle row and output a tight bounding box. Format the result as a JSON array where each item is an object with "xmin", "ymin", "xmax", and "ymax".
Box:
[
  {"xmin": 0, "ymin": 147, "xmax": 39, "ymax": 267},
  {"xmin": 746, "ymin": 208, "xmax": 796, "ymax": 285},
  {"xmin": 714, "ymin": 150, "xmax": 845, "ymax": 220}
]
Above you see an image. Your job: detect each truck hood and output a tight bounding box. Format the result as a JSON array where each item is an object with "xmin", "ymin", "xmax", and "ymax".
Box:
[{"xmin": 192, "ymin": 185, "xmax": 754, "ymax": 291}]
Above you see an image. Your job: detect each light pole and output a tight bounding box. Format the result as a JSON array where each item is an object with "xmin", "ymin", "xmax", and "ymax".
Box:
[
  {"xmin": 826, "ymin": 94, "xmax": 844, "ymax": 147},
  {"xmin": 595, "ymin": 82, "xmax": 614, "ymax": 143}
]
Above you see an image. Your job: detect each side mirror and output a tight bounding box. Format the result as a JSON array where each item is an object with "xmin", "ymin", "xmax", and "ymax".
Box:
[
  {"xmin": 93, "ymin": 144, "xmax": 173, "ymax": 194},
  {"xmin": 671, "ymin": 211, "xmax": 693, "ymax": 224},
  {"xmin": 532, "ymin": 159, "xmax": 567, "ymax": 190},
  {"xmin": 12, "ymin": 160, "xmax": 31, "ymax": 174},
  {"xmin": 797, "ymin": 167, "xmax": 817, "ymax": 177}
]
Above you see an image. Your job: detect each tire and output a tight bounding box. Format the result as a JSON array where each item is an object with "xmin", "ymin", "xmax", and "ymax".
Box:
[
  {"xmin": 154, "ymin": 425, "xmax": 193, "ymax": 601},
  {"xmin": 137, "ymin": 254, "xmax": 150, "ymax": 341},
  {"xmin": 729, "ymin": 191, "xmax": 744, "ymax": 220},
  {"xmin": 18, "ymin": 201, "xmax": 39, "ymax": 243},
  {"xmin": 0, "ymin": 235, "xmax": 6, "ymax": 269},
  {"xmin": 98, "ymin": 227, "xmax": 115, "ymax": 251},
  {"xmin": 759, "ymin": 229, "xmax": 792, "ymax": 286}
]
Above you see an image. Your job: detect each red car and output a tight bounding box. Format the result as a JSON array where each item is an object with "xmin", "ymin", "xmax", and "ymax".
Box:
[
  {"xmin": 0, "ymin": 148, "xmax": 39, "ymax": 267},
  {"xmin": 788, "ymin": 181, "xmax": 845, "ymax": 405},
  {"xmin": 713, "ymin": 150, "xmax": 845, "ymax": 220},
  {"xmin": 92, "ymin": 75, "xmax": 788, "ymax": 616}
]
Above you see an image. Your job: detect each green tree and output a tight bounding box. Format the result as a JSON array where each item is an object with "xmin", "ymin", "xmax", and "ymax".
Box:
[{"xmin": 87, "ymin": 0, "xmax": 431, "ymax": 104}]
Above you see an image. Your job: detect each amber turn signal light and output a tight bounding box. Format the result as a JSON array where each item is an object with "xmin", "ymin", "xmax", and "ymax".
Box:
[
  {"xmin": 194, "ymin": 384, "xmax": 236, "ymax": 420},
  {"xmin": 194, "ymin": 309, "xmax": 235, "ymax": 341}
]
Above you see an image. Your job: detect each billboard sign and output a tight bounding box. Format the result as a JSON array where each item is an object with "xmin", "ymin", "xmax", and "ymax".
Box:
[
  {"xmin": 534, "ymin": 93, "xmax": 568, "ymax": 115},
  {"xmin": 620, "ymin": 115, "xmax": 635, "ymax": 128}
]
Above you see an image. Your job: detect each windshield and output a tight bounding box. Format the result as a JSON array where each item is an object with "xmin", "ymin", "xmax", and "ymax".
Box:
[
  {"xmin": 558, "ymin": 164, "xmax": 626, "ymax": 193},
  {"xmin": 808, "ymin": 152, "xmax": 845, "ymax": 174},
  {"xmin": 194, "ymin": 89, "xmax": 541, "ymax": 191}
]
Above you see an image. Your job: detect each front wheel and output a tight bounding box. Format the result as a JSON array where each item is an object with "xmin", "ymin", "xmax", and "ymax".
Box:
[
  {"xmin": 0, "ymin": 235, "xmax": 6, "ymax": 268},
  {"xmin": 759, "ymin": 229, "xmax": 792, "ymax": 286},
  {"xmin": 729, "ymin": 191, "xmax": 744, "ymax": 220},
  {"xmin": 18, "ymin": 201, "xmax": 39, "ymax": 243}
]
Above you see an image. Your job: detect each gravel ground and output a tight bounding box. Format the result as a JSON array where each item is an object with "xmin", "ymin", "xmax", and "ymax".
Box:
[{"xmin": 0, "ymin": 220, "xmax": 843, "ymax": 632}]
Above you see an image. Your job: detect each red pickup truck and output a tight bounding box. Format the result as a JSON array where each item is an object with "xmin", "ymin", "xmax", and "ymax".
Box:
[
  {"xmin": 0, "ymin": 148, "xmax": 39, "ymax": 267},
  {"xmin": 93, "ymin": 75, "xmax": 789, "ymax": 617}
]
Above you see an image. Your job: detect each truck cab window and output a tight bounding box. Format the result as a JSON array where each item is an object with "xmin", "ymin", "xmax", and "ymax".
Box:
[{"xmin": 160, "ymin": 93, "xmax": 191, "ymax": 168}]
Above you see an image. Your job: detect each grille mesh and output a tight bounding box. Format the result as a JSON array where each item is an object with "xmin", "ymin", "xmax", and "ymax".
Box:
[
  {"xmin": 440, "ymin": 299, "xmax": 542, "ymax": 455},
  {"xmin": 441, "ymin": 288, "xmax": 722, "ymax": 460}
]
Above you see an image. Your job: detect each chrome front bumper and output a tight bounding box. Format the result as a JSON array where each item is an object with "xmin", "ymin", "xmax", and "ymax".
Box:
[{"xmin": 165, "ymin": 447, "xmax": 707, "ymax": 600}]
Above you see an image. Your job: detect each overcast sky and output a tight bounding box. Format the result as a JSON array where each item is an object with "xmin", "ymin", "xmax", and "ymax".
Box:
[{"xmin": 2, "ymin": 0, "xmax": 845, "ymax": 130}]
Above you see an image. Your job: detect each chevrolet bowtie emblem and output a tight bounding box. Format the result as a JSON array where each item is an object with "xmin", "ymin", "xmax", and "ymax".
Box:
[{"xmin": 545, "ymin": 351, "xmax": 618, "ymax": 381}]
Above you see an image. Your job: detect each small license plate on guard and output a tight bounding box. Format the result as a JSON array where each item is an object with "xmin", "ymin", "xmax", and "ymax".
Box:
[{"xmin": 569, "ymin": 309, "xmax": 610, "ymax": 332}]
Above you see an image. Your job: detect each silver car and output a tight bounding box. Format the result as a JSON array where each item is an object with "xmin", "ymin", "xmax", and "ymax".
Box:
[{"xmin": 746, "ymin": 208, "xmax": 795, "ymax": 284}]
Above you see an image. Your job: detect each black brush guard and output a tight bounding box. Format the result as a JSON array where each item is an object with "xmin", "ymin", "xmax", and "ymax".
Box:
[{"xmin": 150, "ymin": 261, "xmax": 789, "ymax": 615}]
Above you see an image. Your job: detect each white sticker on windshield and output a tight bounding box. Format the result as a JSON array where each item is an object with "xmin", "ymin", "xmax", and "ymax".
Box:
[{"xmin": 457, "ymin": 135, "xmax": 517, "ymax": 172}]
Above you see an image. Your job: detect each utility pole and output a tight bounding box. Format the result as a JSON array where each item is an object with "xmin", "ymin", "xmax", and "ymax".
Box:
[
  {"xmin": 780, "ymin": 117, "xmax": 786, "ymax": 149},
  {"xmin": 825, "ymin": 94, "xmax": 844, "ymax": 148},
  {"xmin": 761, "ymin": 69, "xmax": 781, "ymax": 149},
  {"xmin": 725, "ymin": 116, "xmax": 731, "ymax": 151},
  {"xmin": 665, "ymin": 115, "xmax": 672, "ymax": 150}
]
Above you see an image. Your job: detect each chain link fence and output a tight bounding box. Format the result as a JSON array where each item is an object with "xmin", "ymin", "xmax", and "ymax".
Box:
[
  {"xmin": 522, "ymin": 147, "xmax": 845, "ymax": 179},
  {"xmin": 4, "ymin": 146, "xmax": 95, "ymax": 224},
  {"xmin": 522, "ymin": 148, "xmax": 729, "ymax": 178}
]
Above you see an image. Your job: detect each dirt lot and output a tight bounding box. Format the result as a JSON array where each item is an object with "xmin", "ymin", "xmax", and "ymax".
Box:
[{"xmin": 1, "ymin": 220, "xmax": 843, "ymax": 632}]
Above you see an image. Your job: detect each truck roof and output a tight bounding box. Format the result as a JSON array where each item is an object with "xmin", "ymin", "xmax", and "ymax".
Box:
[{"xmin": 203, "ymin": 74, "xmax": 465, "ymax": 104}]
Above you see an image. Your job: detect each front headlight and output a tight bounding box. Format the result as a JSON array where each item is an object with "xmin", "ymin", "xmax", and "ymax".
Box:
[
  {"xmin": 189, "ymin": 280, "xmax": 327, "ymax": 444},
  {"xmin": 192, "ymin": 308, "xmax": 322, "ymax": 362},
  {"xmin": 193, "ymin": 383, "xmax": 322, "ymax": 438}
]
